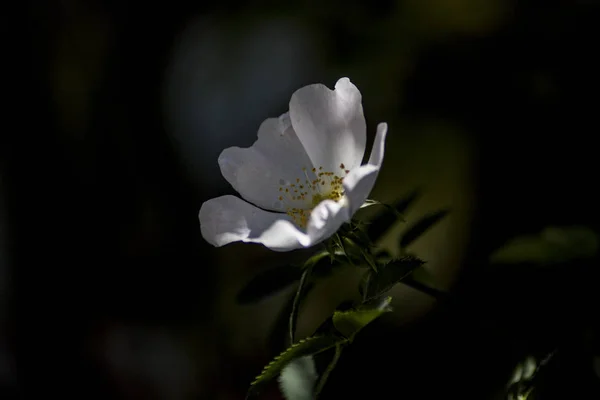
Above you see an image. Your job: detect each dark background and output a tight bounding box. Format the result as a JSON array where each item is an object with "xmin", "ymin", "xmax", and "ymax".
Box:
[{"xmin": 10, "ymin": 0, "xmax": 600, "ymax": 398}]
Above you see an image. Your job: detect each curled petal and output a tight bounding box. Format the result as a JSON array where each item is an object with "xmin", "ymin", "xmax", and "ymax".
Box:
[
  {"xmin": 199, "ymin": 195, "xmax": 306, "ymax": 251},
  {"xmin": 218, "ymin": 113, "xmax": 315, "ymax": 212},
  {"xmin": 199, "ymin": 195, "xmax": 349, "ymax": 251},
  {"xmin": 301, "ymin": 118, "xmax": 387, "ymax": 248},
  {"xmin": 289, "ymin": 77, "xmax": 367, "ymax": 173},
  {"xmin": 295, "ymin": 118, "xmax": 388, "ymax": 246},
  {"xmin": 342, "ymin": 122, "xmax": 388, "ymax": 215},
  {"xmin": 303, "ymin": 199, "xmax": 349, "ymax": 247}
]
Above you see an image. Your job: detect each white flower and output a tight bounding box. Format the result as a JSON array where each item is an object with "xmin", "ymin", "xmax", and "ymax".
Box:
[{"xmin": 199, "ymin": 77, "xmax": 388, "ymax": 252}]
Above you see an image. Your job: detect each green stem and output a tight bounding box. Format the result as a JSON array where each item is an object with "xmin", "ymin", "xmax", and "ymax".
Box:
[
  {"xmin": 289, "ymin": 267, "xmax": 311, "ymax": 345},
  {"xmin": 314, "ymin": 343, "xmax": 343, "ymax": 398},
  {"xmin": 362, "ymin": 272, "xmax": 371, "ymax": 303}
]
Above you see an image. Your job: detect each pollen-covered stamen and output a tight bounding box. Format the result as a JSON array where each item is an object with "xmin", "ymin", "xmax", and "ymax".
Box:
[{"xmin": 277, "ymin": 164, "xmax": 351, "ymax": 228}]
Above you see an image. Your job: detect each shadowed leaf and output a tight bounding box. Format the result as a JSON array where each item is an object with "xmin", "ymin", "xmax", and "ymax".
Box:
[
  {"xmin": 361, "ymin": 256, "xmax": 425, "ymax": 301},
  {"xmin": 399, "ymin": 275, "xmax": 448, "ymax": 300},
  {"xmin": 366, "ymin": 190, "xmax": 420, "ymax": 242},
  {"xmin": 332, "ymin": 297, "xmax": 393, "ymax": 339},
  {"xmin": 490, "ymin": 226, "xmax": 599, "ymax": 265},
  {"xmin": 399, "ymin": 209, "xmax": 450, "ymax": 248},
  {"xmin": 303, "ymin": 250, "xmax": 330, "ymax": 269},
  {"xmin": 312, "ymin": 300, "xmax": 355, "ymax": 337}
]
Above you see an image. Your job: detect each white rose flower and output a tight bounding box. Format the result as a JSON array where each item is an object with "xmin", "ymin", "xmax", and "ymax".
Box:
[{"xmin": 199, "ymin": 77, "xmax": 388, "ymax": 252}]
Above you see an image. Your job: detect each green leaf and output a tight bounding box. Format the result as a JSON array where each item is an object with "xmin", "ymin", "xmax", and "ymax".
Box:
[
  {"xmin": 246, "ymin": 335, "xmax": 347, "ymax": 399},
  {"xmin": 267, "ymin": 298, "xmax": 391, "ymax": 399},
  {"xmin": 375, "ymin": 249, "xmax": 393, "ymax": 264},
  {"xmin": 399, "ymin": 209, "xmax": 450, "ymax": 248},
  {"xmin": 339, "ymin": 236, "xmax": 365, "ymax": 262},
  {"xmin": 332, "ymin": 297, "xmax": 393, "ymax": 339},
  {"xmin": 361, "ymin": 256, "xmax": 425, "ymax": 301},
  {"xmin": 345, "ymin": 222, "xmax": 374, "ymax": 249},
  {"xmin": 490, "ymin": 226, "xmax": 599, "ymax": 265},
  {"xmin": 365, "ymin": 190, "xmax": 421, "ymax": 242},
  {"xmin": 360, "ymin": 247, "xmax": 379, "ymax": 272},
  {"xmin": 336, "ymin": 235, "xmax": 377, "ymax": 271},
  {"xmin": 312, "ymin": 301, "xmax": 355, "ymax": 337},
  {"xmin": 236, "ymin": 265, "xmax": 303, "ymax": 304},
  {"xmin": 311, "ymin": 251, "xmax": 346, "ymax": 278},
  {"xmin": 411, "ymin": 265, "xmax": 438, "ymax": 289},
  {"xmin": 303, "ymin": 250, "xmax": 330, "ymax": 269}
]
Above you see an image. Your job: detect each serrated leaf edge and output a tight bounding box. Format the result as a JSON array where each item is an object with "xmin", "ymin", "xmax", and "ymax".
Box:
[
  {"xmin": 332, "ymin": 297, "xmax": 393, "ymax": 338},
  {"xmin": 249, "ymin": 335, "xmax": 341, "ymax": 387}
]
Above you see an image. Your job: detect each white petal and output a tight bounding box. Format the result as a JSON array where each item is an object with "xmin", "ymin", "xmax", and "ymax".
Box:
[
  {"xmin": 289, "ymin": 77, "xmax": 367, "ymax": 173},
  {"xmin": 203, "ymin": 124, "xmax": 387, "ymax": 251},
  {"xmin": 218, "ymin": 113, "xmax": 316, "ymax": 212},
  {"xmin": 302, "ymin": 199, "xmax": 350, "ymax": 247},
  {"xmin": 342, "ymin": 123, "xmax": 388, "ymax": 215},
  {"xmin": 199, "ymin": 195, "xmax": 309, "ymax": 252},
  {"xmin": 278, "ymin": 356, "xmax": 318, "ymax": 400},
  {"xmin": 293, "ymin": 123, "xmax": 387, "ymax": 248}
]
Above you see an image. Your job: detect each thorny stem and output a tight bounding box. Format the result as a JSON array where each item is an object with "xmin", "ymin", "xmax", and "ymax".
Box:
[
  {"xmin": 289, "ymin": 267, "xmax": 311, "ymax": 345},
  {"xmin": 314, "ymin": 343, "xmax": 344, "ymax": 398}
]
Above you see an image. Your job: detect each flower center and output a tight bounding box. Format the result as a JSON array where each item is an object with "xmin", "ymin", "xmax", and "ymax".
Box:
[{"xmin": 277, "ymin": 163, "xmax": 351, "ymax": 228}]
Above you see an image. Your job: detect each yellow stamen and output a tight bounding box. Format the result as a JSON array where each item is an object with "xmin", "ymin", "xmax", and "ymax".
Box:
[{"xmin": 276, "ymin": 164, "xmax": 347, "ymax": 228}]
